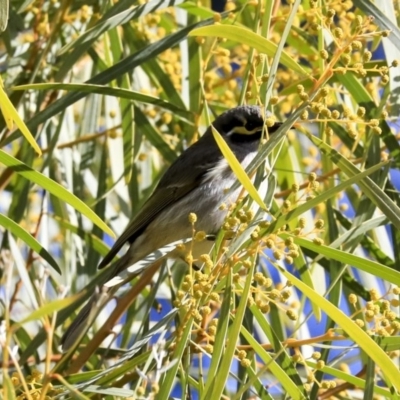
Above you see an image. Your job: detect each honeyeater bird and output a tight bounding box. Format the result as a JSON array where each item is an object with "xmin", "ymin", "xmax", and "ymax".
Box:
[{"xmin": 61, "ymin": 105, "xmax": 282, "ymax": 350}]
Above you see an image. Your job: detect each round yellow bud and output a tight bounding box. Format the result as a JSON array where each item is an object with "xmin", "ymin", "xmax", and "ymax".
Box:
[{"xmin": 188, "ymin": 213, "xmax": 197, "ymax": 224}]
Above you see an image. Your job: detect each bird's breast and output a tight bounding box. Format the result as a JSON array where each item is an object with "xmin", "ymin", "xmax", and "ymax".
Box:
[
  {"xmin": 129, "ymin": 150, "xmax": 261, "ymax": 263},
  {"xmin": 202, "ymin": 150, "xmax": 258, "ymax": 187}
]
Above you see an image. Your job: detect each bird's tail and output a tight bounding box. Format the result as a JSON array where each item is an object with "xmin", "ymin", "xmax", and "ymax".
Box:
[
  {"xmin": 61, "ymin": 290, "xmax": 108, "ymax": 351},
  {"xmin": 60, "ymin": 253, "xmax": 143, "ymax": 351}
]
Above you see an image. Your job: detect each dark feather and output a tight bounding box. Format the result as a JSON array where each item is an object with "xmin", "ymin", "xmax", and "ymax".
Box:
[{"xmin": 98, "ymin": 131, "xmax": 221, "ymax": 269}]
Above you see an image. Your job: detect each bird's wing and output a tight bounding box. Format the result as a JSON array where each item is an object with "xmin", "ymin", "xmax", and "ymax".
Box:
[
  {"xmin": 98, "ymin": 181, "xmax": 200, "ymax": 269},
  {"xmin": 98, "ymin": 135, "xmax": 221, "ymax": 270}
]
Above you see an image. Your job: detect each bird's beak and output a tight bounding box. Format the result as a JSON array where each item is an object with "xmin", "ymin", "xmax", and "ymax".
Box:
[
  {"xmin": 268, "ymin": 121, "xmax": 300, "ymax": 135},
  {"xmin": 293, "ymin": 122, "xmax": 301, "ymax": 129},
  {"xmin": 266, "ymin": 121, "xmax": 283, "ymax": 135}
]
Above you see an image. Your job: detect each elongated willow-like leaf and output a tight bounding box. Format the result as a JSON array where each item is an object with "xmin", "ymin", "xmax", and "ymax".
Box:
[
  {"xmin": 0, "ymin": 0, "xmax": 8, "ymax": 31},
  {"xmin": 3, "ymin": 375, "xmax": 17, "ymax": 400},
  {"xmin": 0, "ymin": 80, "xmax": 41, "ymax": 155},
  {"xmin": 247, "ymin": 304, "xmax": 307, "ymax": 398},
  {"xmin": 276, "ymin": 264, "xmax": 400, "ymax": 393},
  {"xmin": 53, "ymin": 216, "xmax": 111, "ymax": 257},
  {"xmin": 267, "ymin": 160, "xmax": 389, "ymax": 233},
  {"xmin": 157, "ymin": 316, "xmax": 194, "ymax": 400},
  {"xmin": 59, "ymin": 0, "xmax": 177, "ymax": 54},
  {"xmin": 230, "ymin": 99, "xmax": 312, "ymax": 195},
  {"xmin": 178, "ymin": 2, "xmax": 215, "ymax": 18},
  {"xmin": 353, "ymin": 0, "xmax": 400, "ymax": 49},
  {"xmin": 326, "ymin": 215, "xmax": 387, "ymax": 253},
  {"xmin": 307, "ymin": 133, "xmax": 400, "ymax": 230},
  {"xmin": 307, "ymin": 360, "xmax": 396, "ymax": 398},
  {"xmin": 2, "ymin": 16, "xmax": 217, "ymax": 147},
  {"xmin": 263, "ymin": 0, "xmax": 302, "ymax": 104},
  {"xmin": 80, "ymin": 386, "xmax": 136, "ymax": 397},
  {"xmin": 336, "ymin": 72, "xmax": 400, "ymax": 163},
  {"xmin": 211, "ymin": 126, "xmax": 266, "ymax": 210},
  {"xmin": 189, "ymin": 25, "xmax": 309, "ymax": 77},
  {"xmin": 240, "ymin": 325, "xmax": 307, "ymax": 399},
  {"xmin": 281, "ymin": 234, "xmax": 400, "ymax": 286},
  {"xmin": 13, "ymin": 83, "xmax": 191, "ymax": 117},
  {"xmin": 17, "ymin": 294, "xmax": 82, "ymax": 325},
  {"xmin": 105, "ymin": 24, "xmax": 136, "ymax": 184},
  {"xmin": 0, "ymin": 213, "xmax": 60, "ymax": 274},
  {"xmin": 56, "ymin": 0, "xmax": 186, "ymax": 79},
  {"xmin": 67, "ymin": 310, "xmax": 178, "ymax": 390},
  {"xmin": 203, "ymin": 266, "xmax": 249, "ymax": 400},
  {"xmin": 201, "ymin": 269, "xmax": 232, "ymax": 397},
  {"xmin": 0, "ymin": 150, "xmax": 114, "ymax": 238},
  {"xmin": 134, "ymin": 107, "xmax": 177, "ymax": 164}
]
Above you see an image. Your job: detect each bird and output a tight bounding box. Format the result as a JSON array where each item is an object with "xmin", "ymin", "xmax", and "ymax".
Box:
[{"xmin": 61, "ymin": 105, "xmax": 282, "ymax": 350}]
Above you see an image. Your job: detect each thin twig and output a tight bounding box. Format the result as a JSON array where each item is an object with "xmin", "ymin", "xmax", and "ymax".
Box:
[{"xmin": 66, "ymin": 261, "xmax": 162, "ymax": 374}]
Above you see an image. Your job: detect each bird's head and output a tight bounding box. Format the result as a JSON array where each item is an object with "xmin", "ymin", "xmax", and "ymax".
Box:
[{"xmin": 211, "ymin": 105, "xmax": 282, "ymax": 144}]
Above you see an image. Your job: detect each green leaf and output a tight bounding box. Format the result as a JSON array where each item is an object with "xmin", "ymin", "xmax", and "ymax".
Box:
[
  {"xmin": 328, "ymin": 215, "xmax": 387, "ymax": 254},
  {"xmin": 211, "ymin": 125, "xmax": 266, "ymax": 210},
  {"xmin": 134, "ymin": 106, "xmax": 178, "ymax": 164},
  {"xmin": 0, "ymin": 213, "xmax": 61, "ymax": 274},
  {"xmin": 0, "ymin": 83, "xmax": 41, "ymax": 155},
  {"xmin": 248, "ymin": 304, "xmax": 307, "ymax": 398},
  {"xmin": 82, "ymin": 385, "xmax": 135, "ymax": 397},
  {"xmin": 13, "ymin": 83, "xmax": 190, "ymax": 117},
  {"xmin": 0, "ymin": 0, "xmax": 8, "ymax": 31},
  {"xmin": 306, "ymin": 133, "xmax": 400, "ymax": 230},
  {"xmin": 18, "ymin": 294, "xmax": 82, "ymax": 325},
  {"xmin": 56, "ymin": 0, "xmax": 186, "ymax": 79},
  {"xmin": 373, "ymin": 336, "xmax": 400, "ymax": 352},
  {"xmin": 3, "ymin": 374, "xmax": 17, "ymax": 400},
  {"xmin": 282, "ymin": 234, "xmax": 400, "ymax": 286},
  {"xmin": 202, "ymin": 269, "xmax": 232, "ymax": 397},
  {"xmin": 189, "ymin": 25, "xmax": 309, "ymax": 76},
  {"xmin": 205, "ymin": 263, "xmax": 255, "ymax": 399},
  {"xmin": 336, "ymin": 72, "xmax": 376, "ymax": 104},
  {"xmin": 0, "ymin": 150, "xmax": 114, "ymax": 237},
  {"xmin": 240, "ymin": 324, "xmax": 306, "ymax": 399},
  {"xmin": 263, "ymin": 0, "xmax": 302, "ymax": 104},
  {"xmin": 353, "ymin": 0, "xmax": 400, "ymax": 49},
  {"xmin": 158, "ymin": 316, "xmax": 194, "ymax": 400},
  {"xmin": 305, "ymin": 361, "xmax": 396, "ymax": 398},
  {"xmin": 179, "ymin": 1, "xmax": 215, "ymax": 18},
  {"xmin": 277, "ymin": 265, "xmax": 400, "ymax": 394},
  {"xmin": 3, "ymin": 17, "xmax": 215, "ymax": 147},
  {"xmin": 52, "ymin": 215, "xmax": 110, "ymax": 257},
  {"xmin": 267, "ymin": 160, "xmax": 390, "ymax": 233}
]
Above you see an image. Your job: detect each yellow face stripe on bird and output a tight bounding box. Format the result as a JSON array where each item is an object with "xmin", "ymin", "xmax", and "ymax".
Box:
[{"xmin": 230, "ymin": 124, "xmax": 264, "ymax": 135}]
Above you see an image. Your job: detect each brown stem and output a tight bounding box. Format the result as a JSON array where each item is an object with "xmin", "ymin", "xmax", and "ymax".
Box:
[
  {"xmin": 274, "ymin": 157, "xmax": 363, "ymax": 199},
  {"xmin": 66, "ymin": 261, "xmax": 162, "ymax": 374},
  {"xmin": 236, "ymin": 330, "xmax": 343, "ymax": 351},
  {"xmin": 318, "ymin": 365, "xmax": 367, "ymax": 399},
  {"xmin": 41, "ymin": 126, "xmax": 121, "ymax": 154}
]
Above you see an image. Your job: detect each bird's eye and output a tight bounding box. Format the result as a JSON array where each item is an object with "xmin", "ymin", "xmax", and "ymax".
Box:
[
  {"xmin": 222, "ymin": 116, "xmax": 246, "ymax": 134},
  {"xmin": 245, "ymin": 119, "xmax": 263, "ymax": 132}
]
